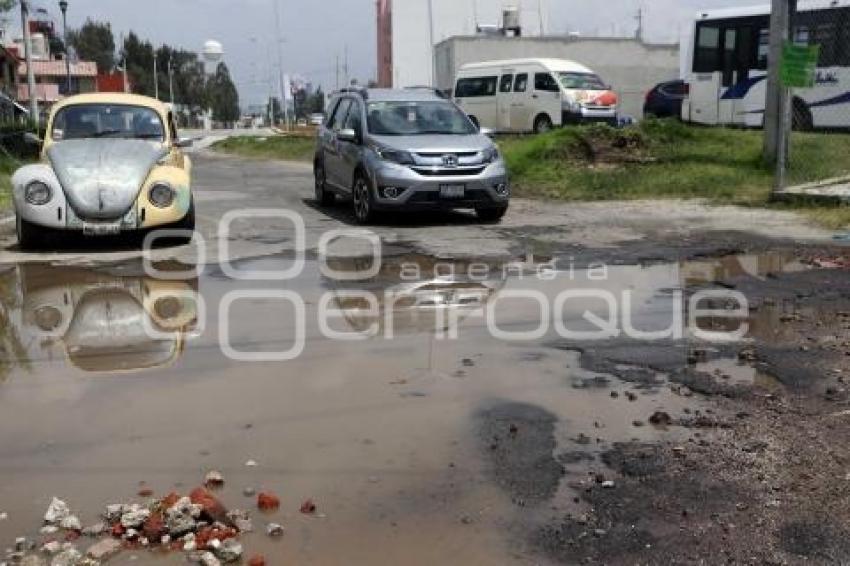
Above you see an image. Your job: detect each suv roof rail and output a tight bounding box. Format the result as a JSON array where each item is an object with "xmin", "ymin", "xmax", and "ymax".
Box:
[
  {"xmin": 404, "ymin": 86, "xmax": 448, "ymax": 99},
  {"xmin": 336, "ymin": 87, "xmax": 369, "ymax": 99}
]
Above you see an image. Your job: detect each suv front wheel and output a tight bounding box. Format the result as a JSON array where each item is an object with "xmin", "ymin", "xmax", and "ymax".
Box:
[
  {"xmin": 352, "ymin": 174, "xmax": 377, "ymax": 224},
  {"xmin": 314, "ymin": 162, "xmax": 335, "ymax": 206},
  {"xmin": 476, "ymin": 206, "xmax": 508, "ymax": 223}
]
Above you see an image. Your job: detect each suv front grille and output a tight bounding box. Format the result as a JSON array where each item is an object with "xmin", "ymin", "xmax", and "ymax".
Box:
[{"xmin": 411, "ymin": 166, "xmax": 486, "ymax": 177}]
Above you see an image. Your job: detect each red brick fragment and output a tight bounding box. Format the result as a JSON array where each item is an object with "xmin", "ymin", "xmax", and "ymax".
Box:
[{"xmin": 257, "ymin": 492, "xmax": 280, "ymax": 511}]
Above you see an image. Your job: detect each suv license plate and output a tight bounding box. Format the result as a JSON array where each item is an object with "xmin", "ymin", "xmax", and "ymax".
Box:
[
  {"xmin": 440, "ymin": 184, "xmax": 465, "ymax": 199},
  {"xmin": 82, "ymin": 223, "xmax": 121, "ymax": 236}
]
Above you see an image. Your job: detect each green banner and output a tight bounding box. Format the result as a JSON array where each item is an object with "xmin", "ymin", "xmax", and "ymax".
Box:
[{"xmin": 781, "ymin": 41, "xmax": 820, "ymax": 88}]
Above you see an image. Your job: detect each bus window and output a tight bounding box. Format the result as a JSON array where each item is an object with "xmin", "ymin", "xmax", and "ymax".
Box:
[
  {"xmin": 534, "ymin": 73, "xmax": 559, "ymax": 92},
  {"xmin": 757, "ymin": 28, "xmax": 770, "ymax": 69},
  {"xmin": 499, "ymin": 74, "xmax": 514, "ymax": 93},
  {"xmin": 694, "ymin": 24, "xmax": 721, "ymax": 72},
  {"xmin": 455, "ymin": 77, "xmax": 498, "ymax": 98},
  {"xmin": 514, "ymin": 73, "xmax": 528, "ymax": 92}
]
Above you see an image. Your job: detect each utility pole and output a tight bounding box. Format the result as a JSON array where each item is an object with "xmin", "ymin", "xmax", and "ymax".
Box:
[
  {"xmin": 427, "ymin": 0, "xmax": 436, "ymax": 86},
  {"xmin": 59, "ymin": 0, "xmax": 70, "ymax": 95},
  {"xmin": 271, "ymin": 0, "xmax": 288, "ymax": 129},
  {"xmin": 20, "ymin": 0, "xmax": 38, "ymax": 125},
  {"xmin": 635, "ymin": 7, "xmax": 643, "ymax": 41},
  {"xmin": 153, "ymin": 52, "xmax": 159, "ymax": 99},
  {"xmin": 763, "ymin": 0, "xmax": 794, "ymax": 169},
  {"xmin": 344, "ymin": 45, "xmax": 350, "ymax": 86},
  {"xmin": 168, "ymin": 56, "xmax": 175, "ymax": 103},
  {"xmin": 538, "ymin": 0, "xmax": 546, "ymax": 36},
  {"xmin": 335, "ymin": 54, "xmax": 339, "ymax": 91}
]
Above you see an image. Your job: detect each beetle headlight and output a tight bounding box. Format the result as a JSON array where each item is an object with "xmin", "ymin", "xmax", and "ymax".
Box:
[
  {"xmin": 25, "ymin": 181, "xmax": 52, "ymax": 206},
  {"xmin": 149, "ymin": 183, "xmax": 175, "ymax": 208}
]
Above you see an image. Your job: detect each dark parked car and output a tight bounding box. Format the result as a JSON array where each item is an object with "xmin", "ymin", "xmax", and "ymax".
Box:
[{"xmin": 643, "ymin": 80, "xmax": 688, "ymax": 119}]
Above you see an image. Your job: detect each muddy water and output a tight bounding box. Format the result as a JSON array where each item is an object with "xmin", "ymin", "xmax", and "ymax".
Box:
[{"xmin": 0, "ymin": 252, "xmax": 806, "ymax": 565}]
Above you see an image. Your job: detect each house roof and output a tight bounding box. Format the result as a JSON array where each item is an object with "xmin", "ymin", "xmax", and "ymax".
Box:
[{"xmin": 18, "ymin": 60, "xmax": 98, "ymax": 77}]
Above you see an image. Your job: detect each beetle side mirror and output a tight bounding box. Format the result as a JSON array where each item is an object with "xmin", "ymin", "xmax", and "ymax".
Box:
[
  {"xmin": 175, "ymin": 137, "xmax": 194, "ymax": 148},
  {"xmin": 24, "ymin": 132, "xmax": 42, "ymax": 145}
]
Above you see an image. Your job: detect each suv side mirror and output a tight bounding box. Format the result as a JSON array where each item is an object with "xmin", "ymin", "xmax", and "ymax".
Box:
[
  {"xmin": 337, "ymin": 128, "xmax": 359, "ymax": 144},
  {"xmin": 24, "ymin": 132, "xmax": 42, "ymax": 145},
  {"xmin": 479, "ymin": 127, "xmax": 495, "ymax": 137}
]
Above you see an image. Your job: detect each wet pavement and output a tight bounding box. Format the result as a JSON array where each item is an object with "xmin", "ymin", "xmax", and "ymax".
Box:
[{"xmin": 0, "ymin": 152, "xmax": 848, "ymax": 565}]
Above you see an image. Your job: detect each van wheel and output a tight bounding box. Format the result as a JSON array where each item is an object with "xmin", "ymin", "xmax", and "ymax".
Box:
[
  {"xmin": 792, "ymin": 99, "xmax": 813, "ymax": 132},
  {"xmin": 533, "ymin": 114, "xmax": 553, "ymax": 134},
  {"xmin": 16, "ymin": 216, "xmax": 45, "ymax": 250}
]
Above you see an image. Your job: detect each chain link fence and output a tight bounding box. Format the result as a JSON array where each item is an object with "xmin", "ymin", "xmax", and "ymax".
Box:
[{"xmin": 780, "ymin": 3, "xmax": 850, "ymax": 192}]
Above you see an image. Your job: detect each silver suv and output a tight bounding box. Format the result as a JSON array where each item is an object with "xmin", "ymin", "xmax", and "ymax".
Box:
[{"xmin": 314, "ymin": 88, "xmax": 510, "ymax": 224}]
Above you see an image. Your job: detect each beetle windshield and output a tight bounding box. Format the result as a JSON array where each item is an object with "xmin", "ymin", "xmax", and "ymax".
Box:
[
  {"xmin": 367, "ymin": 101, "xmax": 477, "ymax": 136},
  {"xmin": 556, "ymin": 72, "xmax": 608, "ymax": 90},
  {"xmin": 52, "ymin": 104, "xmax": 165, "ymax": 142}
]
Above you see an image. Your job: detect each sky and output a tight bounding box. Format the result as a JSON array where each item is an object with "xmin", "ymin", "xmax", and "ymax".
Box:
[{"xmin": 11, "ymin": 0, "xmax": 751, "ymax": 106}]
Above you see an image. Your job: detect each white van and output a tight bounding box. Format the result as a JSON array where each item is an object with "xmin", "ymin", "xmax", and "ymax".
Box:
[{"xmin": 453, "ymin": 58, "xmax": 619, "ymax": 134}]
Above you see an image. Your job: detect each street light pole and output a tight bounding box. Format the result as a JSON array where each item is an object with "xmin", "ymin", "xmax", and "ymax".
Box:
[
  {"xmin": 168, "ymin": 55, "xmax": 174, "ymax": 104},
  {"xmin": 21, "ymin": 0, "xmax": 39, "ymax": 125},
  {"xmin": 59, "ymin": 0, "xmax": 70, "ymax": 95}
]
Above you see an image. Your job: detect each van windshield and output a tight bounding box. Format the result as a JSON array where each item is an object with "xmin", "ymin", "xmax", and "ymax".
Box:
[
  {"xmin": 557, "ymin": 72, "xmax": 607, "ymax": 90},
  {"xmin": 367, "ymin": 101, "xmax": 477, "ymax": 136}
]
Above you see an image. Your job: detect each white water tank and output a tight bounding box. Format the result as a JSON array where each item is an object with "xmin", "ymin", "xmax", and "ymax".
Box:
[{"xmin": 202, "ymin": 40, "xmax": 224, "ymax": 72}]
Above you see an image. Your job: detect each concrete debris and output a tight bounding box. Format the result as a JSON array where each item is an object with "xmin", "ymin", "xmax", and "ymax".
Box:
[
  {"xmin": 81, "ymin": 523, "xmax": 105, "ymax": 537},
  {"xmin": 166, "ymin": 497, "xmax": 202, "ymax": 536},
  {"xmin": 11, "ymin": 473, "xmax": 259, "ymax": 565},
  {"xmin": 41, "ymin": 541, "xmax": 62, "ymax": 555},
  {"xmin": 86, "ymin": 538, "xmax": 121, "ymax": 561},
  {"xmin": 59, "ymin": 516, "xmax": 81, "ymax": 532},
  {"xmin": 266, "ymin": 523, "xmax": 284, "ymax": 537},
  {"xmin": 204, "ymin": 471, "xmax": 225, "ymax": 488},
  {"xmin": 49, "ymin": 547, "xmax": 81, "ymax": 566},
  {"xmin": 43, "ymin": 498, "xmax": 70, "ymax": 525},
  {"xmin": 119, "ymin": 505, "xmax": 150, "ymax": 529},
  {"xmin": 215, "ymin": 539, "xmax": 243, "ymax": 563}
]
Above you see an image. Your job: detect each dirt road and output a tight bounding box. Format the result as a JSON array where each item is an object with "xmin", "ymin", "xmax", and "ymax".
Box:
[{"xmin": 0, "ymin": 151, "xmax": 848, "ymax": 565}]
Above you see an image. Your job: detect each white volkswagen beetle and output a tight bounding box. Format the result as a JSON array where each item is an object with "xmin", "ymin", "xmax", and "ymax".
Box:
[{"xmin": 12, "ymin": 93, "xmax": 195, "ymax": 249}]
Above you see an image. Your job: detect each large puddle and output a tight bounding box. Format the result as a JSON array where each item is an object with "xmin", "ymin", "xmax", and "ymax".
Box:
[{"xmin": 0, "ymin": 251, "xmax": 812, "ymax": 564}]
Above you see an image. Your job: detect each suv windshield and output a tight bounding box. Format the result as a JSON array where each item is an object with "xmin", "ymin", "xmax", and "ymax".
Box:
[
  {"xmin": 557, "ymin": 72, "xmax": 608, "ymax": 90},
  {"xmin": 367, "ymin": 101, "xmax": 477, "ymax": 136},
  {"xmin": 52, "ymin": 104, "xmax": 165, "ymax": 142}
]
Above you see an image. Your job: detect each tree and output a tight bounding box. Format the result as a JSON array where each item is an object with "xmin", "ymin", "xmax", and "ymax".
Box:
[
  {"xmin": 307, "ymin": 87, "xmax": 325, "ymax": 114},
  {"xmin": 0, "ymin": 1, "xmax": 16, "ymax": 12},
  {"xmin": 207, "ymin": 62, "xmax": 240, "ymax": 126},
  {"xmin": 68, "ymin": 20, "xmax": 115, "ymax": 73},
  {"xmin": 122, "ymin": 31, "xmax": 155, "ymax": 96}
]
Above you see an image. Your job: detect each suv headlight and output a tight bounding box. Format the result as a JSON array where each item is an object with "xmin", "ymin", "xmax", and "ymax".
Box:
[
  {"xmin": 375, "ymin": 147, "xmax": 415, "ymax": 165},
  {"xmin": 24, "ymin": 181, "xmax": 52, "ymax": 205},
  {"xmin": 482, "ymin": 146, "xmax": 500, "ymax": 163},
  {"xmin": 149, "ymin": 183, "xmax": 175, "ymax": 208}
]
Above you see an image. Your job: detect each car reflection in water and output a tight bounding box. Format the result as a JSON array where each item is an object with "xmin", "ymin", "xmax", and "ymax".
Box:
[
  {"xmin": 324, "ymin": 255, "xmax": 506, "ymax": 336},
  {"xmin": 16, "ymin": 264, "xmax": 199, "ymax": 373}
]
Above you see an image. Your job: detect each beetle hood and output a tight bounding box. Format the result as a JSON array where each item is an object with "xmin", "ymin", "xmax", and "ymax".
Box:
[{"xmin": 47, "ymin": 139, "xmax": 169, "ymax": 221}]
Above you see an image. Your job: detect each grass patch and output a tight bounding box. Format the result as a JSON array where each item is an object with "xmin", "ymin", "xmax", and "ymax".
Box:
[
  {"xmin": 212, "ymin": 135, "xmax": 315, "ymax": 162},
  {"xmin": 498, "ymin": 119, "xmax": 850, "ymax": 228}
]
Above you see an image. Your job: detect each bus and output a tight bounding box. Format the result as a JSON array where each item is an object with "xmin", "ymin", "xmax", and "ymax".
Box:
[{"xmin": 681, "ymin": 0, "xmax": 850, "ymax": 130}]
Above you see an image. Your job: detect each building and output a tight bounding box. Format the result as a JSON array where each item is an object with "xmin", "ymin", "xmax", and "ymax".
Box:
[
  {"xmin": 377, "ymin": 0, "xmax": 547, "ymax": 88},
  {"xmin": 435, "ymin": 36, "xmax": 679, "ymax": 119}
]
